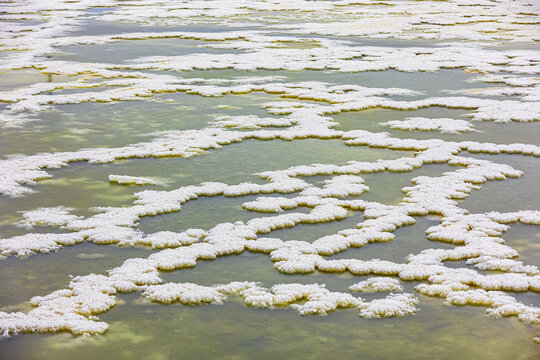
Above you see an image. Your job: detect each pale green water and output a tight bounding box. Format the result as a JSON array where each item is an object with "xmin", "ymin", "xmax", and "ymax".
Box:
[{"xmin": 0, "ymin": 3, "xmax": 539, "ymax": 359}]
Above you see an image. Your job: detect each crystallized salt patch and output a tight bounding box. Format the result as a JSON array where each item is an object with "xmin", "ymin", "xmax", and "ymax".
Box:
[
  {"xmin": 349, "ymin": 277, "xmax": 404, "ymax": 293},
  {"xmin": 381, "ymin": 118, "xmax": 477, "ymax": 134},
  {"xmin": 108, "ymin": 175, "xmax": 156, "ymax": 185}
]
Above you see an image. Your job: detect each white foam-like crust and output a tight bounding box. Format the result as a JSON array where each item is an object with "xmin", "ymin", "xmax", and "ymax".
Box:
[
  {"xmin": 137, "ymin": 230, "xmax": 206, "ymax": 249},
  {"xmin": 358, "ymin": 293, "xmax": 418, "ymax": 319},
  {"xmin": 349, "ymin": 277, "xmax": 404, "ymax": 293},
  {"xmin": 125, "ymin": 46, "xmax": 540, "ymax": 79},
  {"xmin": 381, "ymin": 118, "xmax": 477, "ymax": 134},
  {"xmin": 0, "ymin": 274, "xmax": 115, "ymax": 337},
  {"xmin": 0, "ymin": 28, "xmax": 538, "ymax": 191},
  {"xmin": 142, "ymin": 281, "xmax": 418, "ymax": 317},
  {"xmin": 216, "ymin": 105, "xmax": 239, "ymax": 110},
  {"xmin": 143, "ymin": 283, "xmax": 226, "ymax": 305},
  {"xmin": 3, "ymin": 143, "xmax": 531, "ymax": 257},
  {"xmin": 1, "ymin": 97, "xmax": 540, "ymax": 198},
  {"xmin": 0, "ymin": 277, "xmax": 417, "ymax": 336},
  {"xmin": 0, "ymin": 54, "xmax": 538, "ymax": 116},
  {"xmin": 2, "ymin": 144, "xmax": 539, "ymax": 336},
  {"xmin": 18, "ymin": 206, "xmax": 82, "ymax": 228},
  {"xmin": 1, "ymin": 132, "xmax": 537, "ymax": 261},
  {"xmin": 108, "ymin": 175, "xmax": 156, "ymax": 186}
]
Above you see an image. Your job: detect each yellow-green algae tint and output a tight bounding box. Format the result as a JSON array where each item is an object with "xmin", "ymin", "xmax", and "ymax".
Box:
[{"xmin": 1, "ymin": 1, "xmax": 539, "ymax": 359}]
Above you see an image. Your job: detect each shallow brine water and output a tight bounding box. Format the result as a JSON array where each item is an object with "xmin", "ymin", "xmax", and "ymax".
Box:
[{"xmin": 0, "ymin": 1, "xmax": 539, "ymax": 359}]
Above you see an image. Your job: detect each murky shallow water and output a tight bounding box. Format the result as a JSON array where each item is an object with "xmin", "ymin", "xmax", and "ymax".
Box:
[{"xmin": 0, "ymin": 1, "xmax": 539, "ymax": 358}]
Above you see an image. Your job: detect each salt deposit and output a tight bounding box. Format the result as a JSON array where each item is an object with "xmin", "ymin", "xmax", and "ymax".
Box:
[
  {"xmin": 0, "ymin": 0, "xmax": 538, "ymax": 347},
  {"xmin": 108, "ymin": 175, "xmax": 156, "ymax": 186}
]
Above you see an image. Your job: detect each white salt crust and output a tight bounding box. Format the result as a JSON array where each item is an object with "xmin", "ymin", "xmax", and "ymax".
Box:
[
  {"xmin": 108, "ymin": 175, "xmax": 156, "ymax": 186},
  {"xmin": 3, "ymin": 0, "xmax": 537, "ymax": 58},
  {"xmin": 1, "ymin": 50, "xmax": 539, "ymax": 113},
  {"xmin": 0, "ymin": 0, "xmax": 539, "ymax": 343},
  {"xmin": 142, "ymin": 281, "xmax": 418, "ymax": 318},
  {"xmin": 381, "ymin": 118, "xmax": 477, "ymax": 134},
  {"xmin": 1, "ymin": 147, "xmax": 539, "ymax": 337},
  {"xmin": 1, "ymin": 95, "xmax": 540, "ymax": 197},
  {"xmin": 349, "ymin": 277, "xmax": 404, "ymax": 293},
  {"xmin": 0, "ymin": 279, "xmax": 418, "ymax": 338}
]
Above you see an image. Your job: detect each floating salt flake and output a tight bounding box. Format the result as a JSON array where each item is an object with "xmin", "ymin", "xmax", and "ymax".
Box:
[
  {"xmin": 381, "ymin": 117, "xmax": 477, "ymax": 134},
  {"xmin": 18, "ymin": 206, "xmax": 82, "ymax": 228},
  {"xmin": 143, "ymin": 283, "xmax": 225, "ymax": 305},
  {"xmin": 349, "ymin": 277, "xmax": 404, "ymax": 293},
  {"xmin": 216, "ymin": 104, "xmax": 238, "ymax": 110},
  {"xmin": 358, "ymin": 293, "xmax": 418, "ymax": 318},
  {"xmin": 138, "ymin": 230, "xmax": 206, "ymax": 249},
  {"xmin": 108, "ymin": 175, "xmax": 156, "ymax": 185}
]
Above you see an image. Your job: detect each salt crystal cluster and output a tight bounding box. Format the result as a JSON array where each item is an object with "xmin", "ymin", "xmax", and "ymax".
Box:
[
  {"xmin": 108, "ymin": 175, "xmax": 156, "ymax": 186},
  {"xmin": 349, "ymin": 277, "xmax": 404, "ymax": 293},
  {"xmin": 381, "ymin": 118, "xmax": 476, "ymax": 134}
]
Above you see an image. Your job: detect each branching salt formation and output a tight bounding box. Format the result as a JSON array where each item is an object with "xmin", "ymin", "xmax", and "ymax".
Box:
[
  {"xmin": 1, "ymin": 95, "xmax": 540, "ymax": 197},
  {"xmin": 1, "ymin": 142, "xmax": 538, "ymax": 336},
  {"xmin": 142, "ymin": 281, "xmax": 418, "ymax": 318},
  {"xmin": 1, "ymin": 111, "xmax": 539, "ymax": 338},
  {"xmin": 0, "ymin": 0, "xmax": 538, "ymax": 344}
]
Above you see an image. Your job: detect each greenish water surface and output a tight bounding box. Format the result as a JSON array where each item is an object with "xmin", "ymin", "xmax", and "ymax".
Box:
[{"xmin": 0, "ymin": 8, "xmax": 538, "ymax": 360}]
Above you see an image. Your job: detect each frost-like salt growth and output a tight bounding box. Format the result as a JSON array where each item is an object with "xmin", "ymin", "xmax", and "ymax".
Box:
[
  {"xmin": 381, "ymin": 118, "xmax": 476, "ymax": 134},
  {"xmin": 358, "ymin": 294, "xmax": 418, "ymax": 319},
  {"xmin": 213, "ymin": 115, "xmax": 294, "ymax": 129},
  {"xmin": 3, "ymin": 0, "xmax": 536, "ymax": 72},
  {"xmin": 0, "ymin": 274, "xmax": 114, "ymax": 337},
  {"xmin": 108, "ymin": 175, "xmax": 156, "ymax": 186},
  {"xmin": 242, "ymin": 197, "xmax": 298, "ymax": 213},
  {"xmin": 1, "ymin": 10, "xmax": 539, "ymax": 119},
  {"xmin": 349, "ymin": 277, "xmax": 404, "ymax": 293},
  {"xmin": 143, "ymin": 283, "xmax": 226, "ymax": 305},
  {"xmin": 0, "ymin": 279, "xmax": 418, "ymax": 337},
  {"xmin": 138, "ymin": 230, "xmax": 206, "ymax": 249},
  {"xmin": 143, "ymin": 282, "xmax": 364, "ymax": 314},
  {"xmin": 18, "ymin": 207, "xmax": 82, "ymax": 228},
  {"xmin": 143, "ymin": 281, "xmax": 419, "ymax": 318},
  {"xmin": 300, "ymin": 175, "xmax": 369, "ymax": 198},
  {"xmin": 0, "ymin": 140, "xmax": 535, "ymax": 259}
]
